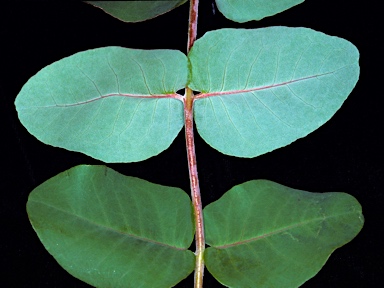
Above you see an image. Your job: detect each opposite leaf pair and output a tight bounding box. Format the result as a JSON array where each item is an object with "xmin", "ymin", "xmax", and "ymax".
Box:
[
  {"xmin": 27, "ymin": 165, "xmax": 363, "ymax": 288},
  {"xmin": 87, "ymin": 0, "xmax": 305, "ymax": 23},
  {"xmin": 16, "ymin": 27, "xmax": 359, "ymax": 164}
]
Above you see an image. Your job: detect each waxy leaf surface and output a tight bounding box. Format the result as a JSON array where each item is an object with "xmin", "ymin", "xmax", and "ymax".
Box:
[
  {"xmin": 189, "ymin": 27, "xmax": 359, "ymax": 158},
  {"xmin": 203, "ymin": 180, "xmax": 364, "ymax": 288},
  {"xmin": 87, "ymin": 1, "xmax": 187, "ymax": 22},
  {"xmin": 215, "ymin": 0, "xmax": 304, "ymax": 22},
  {"xmin": 27, "ymin": 165, "xmax": 195, "ymax": 288},
  {"xmin": 16, "ymin": 47, "xmax": 187, "ymax": 163}
]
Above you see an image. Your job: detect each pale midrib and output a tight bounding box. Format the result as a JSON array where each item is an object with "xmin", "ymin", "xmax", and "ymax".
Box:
[
  {"xmin": 194, "ymin": 71, "xmax": 334, "ymax": 99},
  {"xmin": 213, "ymin": 211, "xmax": 355, "ymax": 249},
  {"xmin": 19, "ymin": 92, "xmax": 183, "ymax": 110},
  {"xmin": 30, "ymin": 199, "xmax": 187, "ymax": 251}
]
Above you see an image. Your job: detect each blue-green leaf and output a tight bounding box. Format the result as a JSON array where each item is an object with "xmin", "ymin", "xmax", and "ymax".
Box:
[
  {"xmin": 87, "ymin": 1, "xmax": 188, "ymax": 22},
  {"xmin": 204, "ymin": 180, "xmax": 364, "ymax": 287},
  {"xmin": 15, "ymin": 47, "xmax": 187, "ymax": 163},
  {"xmin": 27, "ymin": 165, "xmax": 195, "ymax": 287},
  {"xmin": 188, "ymin": 27, "xmax": 359, "ymax": 158},
  {"xmin": 215, "ymin": 0, "xmax": 304, "ymax": 22}
]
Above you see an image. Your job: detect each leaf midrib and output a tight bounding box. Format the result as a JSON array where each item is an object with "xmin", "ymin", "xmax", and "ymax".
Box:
[
  {"xmin": 18, "ymin": 92, "xmax": 183, "ymax": 110},
  {"xmin": 211, "ymin": 210, "xmax": 358, "ymax": 249},
  {"xmin": 194, "ymin": 71, "xmax": 334, "ymax": 100},
  {"xmin": 30, "ymin": 198, "xmax": 188, "ymax": 251}
]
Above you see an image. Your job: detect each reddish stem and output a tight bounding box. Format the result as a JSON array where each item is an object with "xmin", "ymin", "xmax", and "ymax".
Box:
[
  {"xmin": 186, "ymin": 1, "xmax": 204, "ymax": 287},
  {"xmin": 184, "ymin": 88, "xmax": 205, "ymax": 288},
  {"xmin": 187, "ymin": 0, "xmax": 199, "ymax": 53}
]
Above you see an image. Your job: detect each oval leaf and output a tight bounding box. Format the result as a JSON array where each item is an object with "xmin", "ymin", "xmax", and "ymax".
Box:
[
  {"xmin": 27, "ymin": 165, "xmax": 194, "ymax": 288},
  {"xmin": 16, "ymin": 47, "xmax": 187, "ymax": 162},
  {"xmin": 188, "ymin": 27, "xmax": 359, "ymax": 158},
  {"xmin": 203, "ymin": 180, "xmax": 364, "ymax": 288},
  {"xmin": 215, "ymin": 0, "xmax": 304, "ymax": 22},
  {"xmin": 87, "ymin": 1, "xmax": 187, "ymax": 22}
]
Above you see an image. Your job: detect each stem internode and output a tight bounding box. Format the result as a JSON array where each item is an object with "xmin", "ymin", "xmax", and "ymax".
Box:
[
  {"xmin": 184, "ymin": 88, "xmax": 205, "ymax": 288},
  {"xmin": 185, "ymin": 1, "xmax": 204, "ymax": 287}
]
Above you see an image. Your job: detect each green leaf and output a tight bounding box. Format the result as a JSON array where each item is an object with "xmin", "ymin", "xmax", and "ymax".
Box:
[
  {"xmin": 15, "ymin": 47, "xmax": 187, "ymax": 163},
  {"xmin": 27, "ymin": 165, "xmax": 194, "ymax": 288},
  {"xmin": 188, "ymin": 27, "xmax": 359, "ymax": 158},
  {"xmin": 86, "ymin": 1, "xmax": 188, "ymax": 22},
  {"xmin": 203, "ymin": 180, "xmax": 364, "ymax": 288},
  {"xmin": 215, "ymin": 0, "xmax": 304, "ymax": 22}
]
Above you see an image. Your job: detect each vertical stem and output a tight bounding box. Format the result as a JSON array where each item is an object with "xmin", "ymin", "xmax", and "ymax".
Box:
[
  {"xmin": 187, "ymin": 0, "xmax": 199, "ymax": 53},
  {"xmin": 186, "ymin": 1, "xmax": 204, "ymax": 287},
  {"xmin": 184, "ymin": 88, "xmax": 205, "ymax": 288}
]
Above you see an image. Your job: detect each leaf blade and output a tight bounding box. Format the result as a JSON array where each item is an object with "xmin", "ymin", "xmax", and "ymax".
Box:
[
  {"xmin": 203, "ymin": 180, "xmax": 364, "ymax": 288},
  {"xmin": 87, "ymin": 1, "xmax": 188, "ymax": 22},
  {"xmin": 215, "ymin": 0, "xmax": 304, "ymax": 22},
  {"xmin": 189, "ymin": 27, "xmax": 359, "ymax": 158},
  {"xmin": 16, "ymin": 47, "xmax": 188, "ymax": 162},
  {"xmin": 27, "ymin": 165, "xmax": 195, "ymax": 288}
]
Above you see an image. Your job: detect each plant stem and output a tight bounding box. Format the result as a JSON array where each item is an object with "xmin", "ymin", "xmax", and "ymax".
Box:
[
  {"xmin": 187, "ymin": 0, "xmax": 199, "ymax": 53},
  {"xmin": 184, "ymin": 88, "xmax": 205, "ymax": 288},
  {"xmin": 186, "ymin": 1, "xmax": 204, "ymax": 287}
]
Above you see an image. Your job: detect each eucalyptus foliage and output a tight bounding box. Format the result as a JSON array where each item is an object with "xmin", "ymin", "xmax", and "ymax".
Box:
[{"xmin": 16, "ymin": 1, "xmax": 363, "ymax": 287}]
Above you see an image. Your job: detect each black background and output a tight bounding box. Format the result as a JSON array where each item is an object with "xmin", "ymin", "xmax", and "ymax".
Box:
[{"xmin": 1, "ymin": 1, "xmax": 382, "ymax": 287}]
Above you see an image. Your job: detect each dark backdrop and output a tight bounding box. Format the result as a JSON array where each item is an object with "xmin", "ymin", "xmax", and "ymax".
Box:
[{"xmin": 1, "ymin": 1, "xmax": 382, "ymax": 287}]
